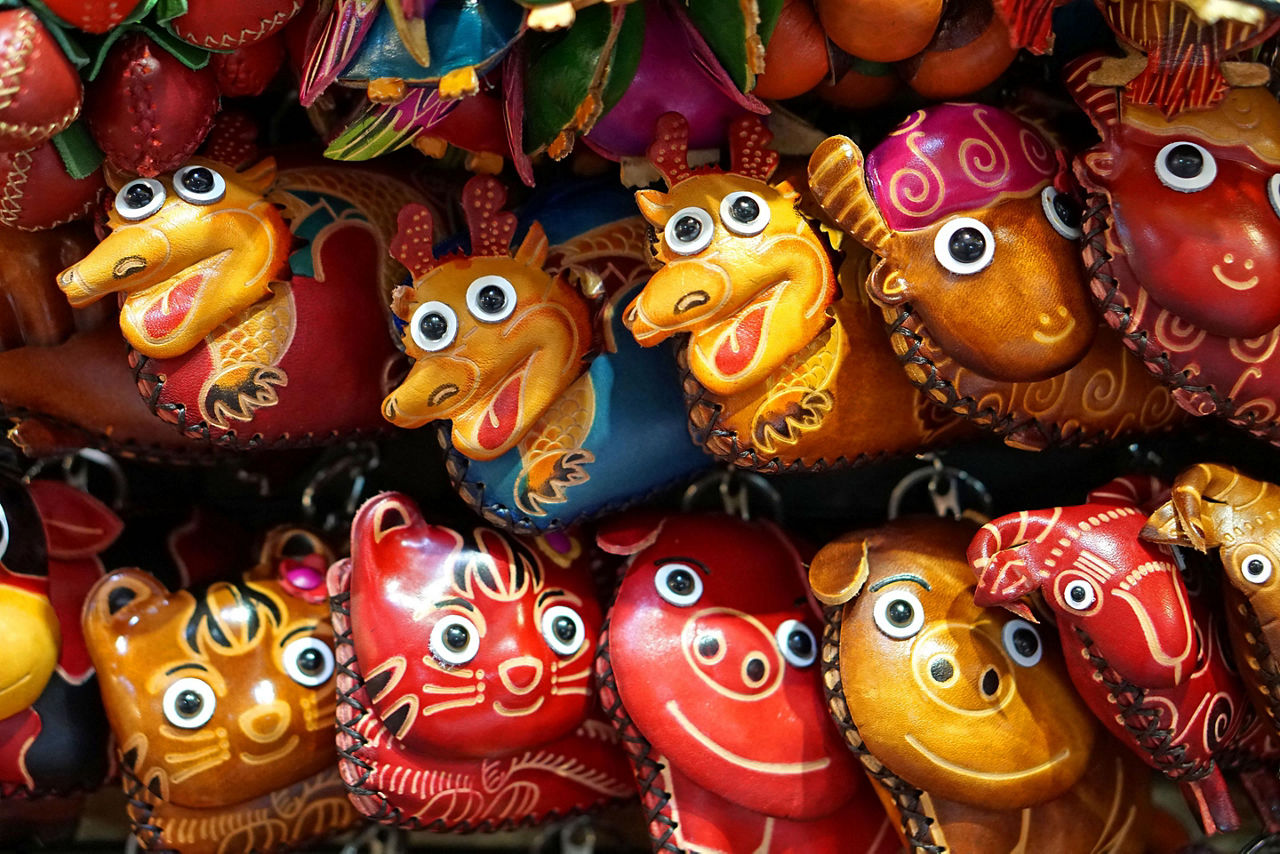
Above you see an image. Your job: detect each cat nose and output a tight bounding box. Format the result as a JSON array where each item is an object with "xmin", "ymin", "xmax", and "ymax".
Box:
[
  {"xmin": 498, "ymin": 656, "xmax": 544, "ymax": 695},
  {"xmin": 238, "ymin": 700, "xmax": 292, "ymax": 743}
]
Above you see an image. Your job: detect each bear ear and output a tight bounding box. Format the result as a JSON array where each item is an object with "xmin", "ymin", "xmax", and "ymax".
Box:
[{"xmin": 81, "ymin": 569, "xmax": 170, "ymax": 651}]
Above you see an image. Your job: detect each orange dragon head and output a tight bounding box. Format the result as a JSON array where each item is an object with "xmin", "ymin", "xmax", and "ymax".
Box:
[
  {"xmin": 382, "ymin": 176, "xmax": 597, "ymax": 461},
  {"xmin": 56, "ymin": 158, "xmax": 292, "ymax": 360},
  {"xmin": 625, "ymin": 113, "xmax": 836, "ymax": 397}
]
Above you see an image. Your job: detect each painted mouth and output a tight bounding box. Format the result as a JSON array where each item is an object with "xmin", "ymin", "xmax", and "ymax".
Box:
[
  {"xmin": 240, "ymin": 735, "xmax": 299, "ymax": 766},
  {"xmin": 1031, "ymin": 308, "xmax": 1078, "ymax": 345},
  {"xmin": 905, "ymin": 734, "xmax": 1069, "ymax": 781},
  {"xmin": 1212, "ymin": 264, "xmax": 1259, "ymax": 291},
  {"xmin": 0, "ymin": 673, "xmax": 30, "ymax": 695},
  {"xmin": 428, "ymin": 383, "xmax": 460, "ymax": 408},
  {"xmin": 126, "ymin": 250, "xmax": 234, "ymax": 344},
  {"xmin": 493, "ymin": 697, "xmax": 545, "ymax": 717},
  {"xmin": 666, "ymin": 700, "xmax": 831, "ymax": 775}
]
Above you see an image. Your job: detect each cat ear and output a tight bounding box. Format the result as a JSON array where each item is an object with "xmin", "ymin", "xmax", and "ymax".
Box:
[{"xmin": 81, "ymin": 569, "xmax": 170, "ymax": 654}]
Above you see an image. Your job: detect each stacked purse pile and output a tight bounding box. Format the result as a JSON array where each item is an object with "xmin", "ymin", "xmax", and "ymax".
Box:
[{"xmin": 5, "ymin": 0, "xmax": 1280, "ymax": 851}]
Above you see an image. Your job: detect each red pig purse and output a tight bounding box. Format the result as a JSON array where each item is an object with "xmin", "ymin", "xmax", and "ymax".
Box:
[
  {"xmin": 329, "ymin": 492, "xmax": 634, "ymax": 830},
  {"xmin": 594, "ymin": 512, "xmax": 898, "ymax": 853}
]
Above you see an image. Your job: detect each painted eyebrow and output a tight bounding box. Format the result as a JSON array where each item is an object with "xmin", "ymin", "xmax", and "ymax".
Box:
[
  {"xmin": 278, "ymin": 624, "xmax": 319, "ymax": 647},
  {"xmin": 537, "ymin": 588, "xmax": 567, "ymax": 607},
  {"xmin": 433, "ymin": 597, "xmax": 476, "ymax": 612},
  {"xmin": 164, "ymin": 662, "xmax": 209, "ymax": 676},
  {"xmin": 655, "ymin": 556, "xmax": 710, "ymax": 575},
  {"xmin": 869, "ymin": 573, "xmax": 931, "ymax": 593}
]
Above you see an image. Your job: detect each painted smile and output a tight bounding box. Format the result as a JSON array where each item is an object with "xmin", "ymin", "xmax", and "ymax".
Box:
[
  {"xmin": 666, "ymin": 701, "xmax": 830, "ymax": 775},
  {"xmin": 493, "ymin": 697, "xmax": 545, "ymax": 716},
  {"xmin": 0, "ymin": 673, "xmax": 30, "ymax": 694},
  {"xmin": 1031, "ymin": 308, "xmax": 1077, "ymax": 345},
  {"xmin": 1212, "ymin": 264, "xmax": 1259, "ymax": 291},
  {"xmin": 240, "ymin": 735, "xmax": 299, "ymax": 766},
  {"xmin": 906, "ymin": 734, "xmax": 1069, "ymax": 781}
]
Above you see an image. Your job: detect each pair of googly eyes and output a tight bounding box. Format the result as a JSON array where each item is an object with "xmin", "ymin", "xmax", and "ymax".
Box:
[
  {"xmin": 114, "ymin": 166, "xmax": 227, "ymax": 221},
  {"xmin": 932, "ymin": 187, "xmax": 1082, "ymax": 275},
  {"xmin": 871, "ymin": 589, "xmax": 1043, "ymax": 667},
  {"xmin": 653, "ymin": 564, "xmax": 818, "ymax": 668},
  {"xmin": 408, "ymin": 276, "xmax": 518, "ymax": 353},
  {"xmin": 160, "ymin": 637, "xmax": 335, "ymax": 729},
  {"xmin": 1156, "ymin": 141, "xmax": 1280, "ymax": 215},
  {"xmin": 663, "ymin": 191, "xmax": 772, "ymax": 255},
  {"xmin": 428, "ymin": 605, "xmax": 587, "ymax": 667}
]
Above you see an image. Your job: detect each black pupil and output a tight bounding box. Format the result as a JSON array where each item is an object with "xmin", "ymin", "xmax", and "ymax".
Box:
[
  {"xmin": 419, "ymin": 312, "xmax": 448, "ymax": 341},
  {"xmin": 674, "ymin": 215, "xmax": 702, "ymax": 243},
  {"xmin": 444, "ymin": 624, "xmax": 469, "ymax": 651},
  {"xmin": 887, "ymin": 600, "xmax": 914, "ymax": 627},
  {"xmin": 124, "ymin": 183, "xmax": 154, "ymax": 208},
  {"xmin": 297, "ymin": 647, "xmax": 324, "ymax": 675},
  {"xmin": 175, "ymin": 690, "xmax": 203, "ymax": 718},
  {"xmin": 1070, "ymin": 585, "xmax": 1088, "ymax": 603},
  {"xmin": 1166, "ymin": 144, "xmax": 1204, "ymax": 179},
  {"xmin": 477, "ymin": 285, "xmax": 506, "ymax": 314},
  {"xmin": 1248, "ymin": 558, "xmax": 1266, "ymax": 576},
  {"xmin": 182, "ymin": 167, "xmax": 215, "ymax": 193},
  {"xmin": 787, "ymin": 629, "xmax": 813, "ymax": 659},
  {"xmin": 1012, "ymin": 628, "xmax": 1039, "ymax": 658},
  {"xmin": 729, "ymin": 196, "xmax": 760, "ymax": 223},
  {"xmin": 1052, "ymin": 193, "xmax": 1080, "ymax": 228},
  {"xmin": 666, "ymin": 569, "xmax": 694, "ymax": 596},
  {"xmin": 553, "ymin": 615, "xmax": 576, "ymax": 642},
  {"xmin": 948, "ymin": 228, "xmax": 986, "ymax": 263}
]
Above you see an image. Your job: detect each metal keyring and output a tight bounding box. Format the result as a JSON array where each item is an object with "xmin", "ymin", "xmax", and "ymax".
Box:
[
  {"xmin": 25, "ymin": 448, "xmax": 128, "ymax": 511},
  {"xmin": 887, "ymin": 454, "xmax": 992, "ymax": 521},
  {"xmin": 681, "ymin": 467, "xmax": 783, "ymax": 522}
]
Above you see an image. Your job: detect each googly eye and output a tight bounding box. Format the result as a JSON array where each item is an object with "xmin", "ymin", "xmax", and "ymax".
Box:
[
  {"xmin": 0, "ymin": 503, "xmax": 8, "ymax": 562},
  {"xmin": 409, "ymin": 300, "xmax": 458, "ymax": 353},
  {"xmin": 1062, "ymin": 578, "xmax": 1098, "ymax": 611},
  {"xmin": 1242, "ymin": 553, "xmax": 1273, "ymax": 585},
  {"xmin": 873, "ymin": 589, "xmax": 924, "ymax": 639},
  {"xmin": 1269, "ymin": 174, "xmax": 1280, "ymax": 221},
  {"xmin": 430, "ymin": 614, "xmax": 480, "ymax": 667},
  {"xmin": 465, "ymin": 275, "xmax": 517, "ymax": 323},
  {"xmin": 933, "ymin": 217, "xmax": 995, "ymax": 275},
  {"xmin": 719, "ymin": 191, "xmax": 771, "ymax": 237},
  {"xmin": 664, "ymin": 207, "xmax": 714, "ymax": 256},
  {"xmin": 775, "ymin": 619, "xmax": 817, "ymax": 667},
  {"xmin": 1002, "ymin": 619, "xmax": 1043, "ymax": 667},
  {"xmin": 115, "ymin": 178, "xmax": 166, "ymax": 221},
  {"xmin": 654, "ymin": 563, "xmax": 703, "ymax": 607},
  {"xmin": 1155, "ymin": 141, "xmax": 1217, "ymax": 192},
  {"xmin": 172, "ymin": 165, "xmax": 226, "ymax": 205},
  {"xmin": 541, "ymin": 605, "xmax": 586, "ymax": 656},
  {"xmin": 162, "ymin": 676, "xmax": 217, "ymax": 729},
  {"xmin": 1041, "ymin": 186, "xmax": 1082, "ymax": 240},
  {"xmin": 282, "ymin": 637, "xmax": 335, "ymax": 687}
]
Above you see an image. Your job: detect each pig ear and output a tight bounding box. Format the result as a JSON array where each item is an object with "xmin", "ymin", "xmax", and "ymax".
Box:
[
  {"xmin": 28, "ymin": 481, "xmax": 123, "ymax": 560},
  {"xmin": 972, "ymin": 552, "xmax": 1041, "ymax": 622},
  {"xmin": 596, "ymin": 512, "xmax": 668, "ymax": 556},
  {"xmin": 866, "ymin": 259, "xmax": 910, "ymax": 305},
  {"xmin": 808, "ymin": 534, "xmax": 870, "ymax": 606}
]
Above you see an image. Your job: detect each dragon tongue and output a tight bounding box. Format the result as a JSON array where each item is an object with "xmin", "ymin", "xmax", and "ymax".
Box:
[
  {"xmin": 476, "ymin": 369, "xmax": 525, "ymax": 453},
  {"xmin": 142, "ymin": 271, "xmax": 207, "ymax": 341},
  {"xmin": 714, "ymin": 303, "xmax": 766, "ymax": 378}
]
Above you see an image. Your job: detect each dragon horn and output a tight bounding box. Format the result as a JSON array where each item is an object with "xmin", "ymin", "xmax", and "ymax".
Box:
[
  {"xmin": 462, "ymin": 175, "xmax": 518, "ymax": 258},
  {"xmin": 390, "ymin": 203, "xmax": 438, "ymax": 280},
  {"xmin": 967, "ymin": 511, "xmax": 1053, "ymax": 621},
  {"xmin": 647, "ymin": 112, "xmax": 695, "ymax": 188},
  {"xmin": 807, "ymin": 135, "xmax": 893, "ymax": 254},
  {"xmin": 727, "ymin": 114, "xmax": 779, "ymax": 183}
]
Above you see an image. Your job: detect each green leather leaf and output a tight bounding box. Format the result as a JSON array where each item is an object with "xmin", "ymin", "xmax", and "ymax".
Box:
[
  {"xmin": 686, "ymin": 0, "xmax": 783, "ymax": 91},
  {"xmin": 51, "ymin": 121, "xmax": 104, "ymax": 180},
  {"xmin": 600, "ymin": 0, "xmax": 643, "ymax": 114},
  {"xmin": 523, "ymin": 3, "xmax": 620, "ymax": 154}
]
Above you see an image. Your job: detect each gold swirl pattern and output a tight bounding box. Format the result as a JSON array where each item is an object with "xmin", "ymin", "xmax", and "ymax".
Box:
[
  {"xmin": 1080, "ymin": 367, "xmax": 1123, "ymax": 418},
  {"xmin": 888, "ymin": 109, "xmax": 928, "ymax": 138},
  {"xmin": 1139, "ymin": 383, "xmax": 1180, "ymax": 427},
  {"xmin": 958, "ymin": 109, "xmax": 1013, "ymax": 190},
  {"xmin": 888, "ymin": 132, "xmax": 946, "ymax": 221},
  {"xmin": 1154, "ymin": 309, "xmax": 1208, "ymax": 353},
  {"xmin": 1018, "ymin": 127, "xmax": 1057, "ymax": 177},
  {"xmin": 1230, "ymin": 329, "xmax": 1280, "ymax": 364},
  {"xmin": 1023, "ymin": 370, "xmax": 1070, "ymax": 417}
]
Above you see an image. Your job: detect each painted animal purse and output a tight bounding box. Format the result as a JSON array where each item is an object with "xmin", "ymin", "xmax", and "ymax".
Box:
[
  {"xmin": 82, "ymin": 526, "xmax": 360, "ymax": 854},
  {"xmin": 595, "ymin": 512, "xmax": 899, "ymax": 854},
  {"xmin": 329, "ymin": 491, "xmax": 634, "ymax": 830},
  {"xmin": 966, "ymin": 475, "xmax": 1271, "ymax": 835},
  {"xmin": 0, "ymin": 475, "xmax": 121, "ymax": 842},
  {"xmin": 1067, "ymin": 53, "xmax": 1280, "ymax": 446},
  {"xmin": 380, "ymin": 175, "xmax": 709, "ymax": 533},
  {"xmin": 807, "ymin": 102, "xmax": 1184, "ymax": 451},
  {"xmin": 624, "ymin": 112, "xmax": 971, "ymax": 474},
  {"xmin": 55, "ymin": 149, "xmax": 434, "ymax": 453}
]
